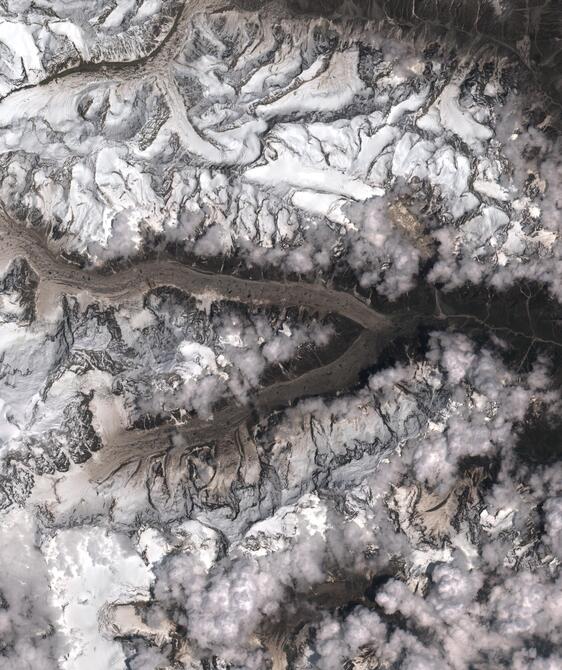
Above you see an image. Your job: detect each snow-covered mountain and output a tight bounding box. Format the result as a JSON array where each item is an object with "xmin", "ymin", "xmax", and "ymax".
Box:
[{"xmin": 0, "ymin": 1, "xmax": 560, "ymax": 669}]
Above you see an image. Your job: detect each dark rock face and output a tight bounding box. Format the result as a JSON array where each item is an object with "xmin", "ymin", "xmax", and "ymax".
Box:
[
  {"xmin": 282, "ymin": 0, "xmax": 562, "ymax": 105},
  {"xmin": 0, "ymin": 257, "xmax": 38, "ymax": 323}
]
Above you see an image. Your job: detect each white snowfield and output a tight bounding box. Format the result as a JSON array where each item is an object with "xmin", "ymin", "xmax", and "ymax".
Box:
[
  {"xmin": 8, "ymin": 329, "xmax": 555, "ymax": 670},
  {"xmin": 0, "ymin": 0, "xmax": 177, "ymax": 97},
  {"xmin": 44, "ymin": 528, "xmax": 153, "ymax": 670},
  {"xmin": 0, "ymin": 4, "xmax": 557, "ymax": 299}
]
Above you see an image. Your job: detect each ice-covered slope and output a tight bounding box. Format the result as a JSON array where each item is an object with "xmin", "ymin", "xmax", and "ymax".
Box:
[
  {"xmin": 0, "ymin": 0, "xmax": 183, "ymax": 98},
  {"xmin": 0, "ymin": 3, "xmax": 559, "ymax": 299}
]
